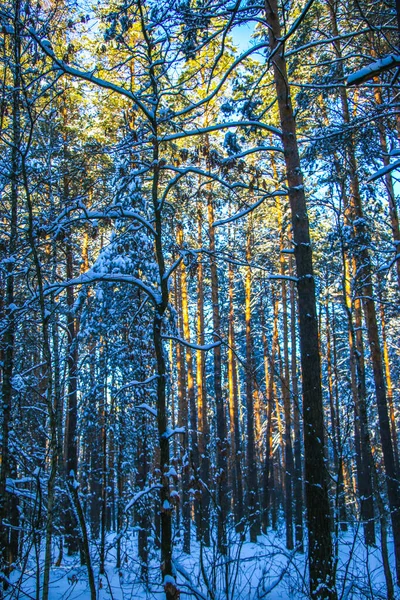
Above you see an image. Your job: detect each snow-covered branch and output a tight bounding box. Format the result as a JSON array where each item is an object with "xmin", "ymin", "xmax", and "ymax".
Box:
[
  {"xmin": 39, "ymin": 270, "xmax": 161, "ymax": 306},
  {"xmin": 162, "ymin": 335, "xmax": 222, "ymax": 351},
  {"xmin": 347, "ymin": 55, "xmax": 400, "ymax": 86},
  {"xmin": 125, "ymin": 485, "xmax": 163, "ymax": 512},
  {"xmin": 160, "ymin": 120, "xmax": 282, "ymax": 142},
  {"xmin": 367, "ymin": 158, "xmax": 400, "ymax": 182},
  {"xmin": 114, "ymin": 376, "xmax": 159, "ymax": 397},
  {"xmin": 213, "ymin": 190, "xmax": 288, "ymax": 227},
  {"xmin": 27, "ymin": 28, "xmax": 153, "ymax": 121},
  {"xmin": 52, "ymin": 204, "xmax": 157, "ymax": 237}
]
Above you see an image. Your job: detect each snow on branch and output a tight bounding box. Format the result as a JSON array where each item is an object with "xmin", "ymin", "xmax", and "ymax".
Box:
[
  {"xmin": 285, "ymin": 27, "xmax": 397, "ymax": 59},
  {"xmin": 220, "ymin": 145, "xmax": 284, "ymax": 161},
  {"xmin": 28, "ymin": 29, "xmax": 153, "ymax": 120},
  {"xmin": 114, "ymin": 375, "xmax": 159, "ymax": 397},
  {"xmin": 160, "ymin": 121, "xmax": 282, "ymax": 142},
  {"xmin": 171, "ymin": 41, "xmax": 270, "ymax": 120},
  {"xmin": 162, "ymin": 335, "xmax": 222, "ymax": 351},
  {"xmin": 136, "ymin": 403, "xmax": 158, "ymax": 418},
  {"xmin": 268, "ymin": 274, "xmax": 298, "ymax": 282},
  {"xmin": 40, "ymin": 270, "xmax": 161, "ymax": 306},
  {"xmin": 53, "ymin": 204, "xmax": 157, "ymax": 237},
  {"xmin": 174, "ymin": 562, "xmax": 208, "ymax": 600},
  {"xmin": 161, "ymin": 426, "xmax": 186, "ymax": 439},
  {"xmin": 347, "ymin": 55, "xmax": 400, "ymax": 86},
  {"xmin": 213, "ymin": 190, "xmax": 287, "ymax": 227},
  {"xmin": 367, "ymin": 158, "xmax": 400, "ymax": 182},
  {"xmin": 125, "ymin": 484, "xmax": 163, "ymax": 512}
]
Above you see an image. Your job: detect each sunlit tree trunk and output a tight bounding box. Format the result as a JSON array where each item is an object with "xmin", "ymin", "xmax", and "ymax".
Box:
[
  {"xmin": 348, "ymin": 77, "xmax": 400, "ymax": 588},
  {"xmin": 178, "ymin": 222, "xmax": 200, "ymax": 548},
  {"xmin": 227, "ymin": 259, "xmax": 244, "ymax": 532},
  {"xmin": 175, "ymin": 263, "xmax": 190, "ymax": 554},
  {"xmin": 341, "ymin": 244, "xmax": 375, "ymax": 545},
  {"xmin": 196, "ymin": 205, "xmax": 210, "ymax": 546},
  {"xmin": 373, "ymin": 81, "xmax": 400, "ymax": 290},
  {"xmin": 207, "ymin": 194, "xmax": 228, "ymax": 555},
  {"xmin": 261, "ymin": 294, "xmax": 278, "ymax": 532},
  {"xmin": 325, "ymin": 302, "xmax": 347, "ymax": 532},
  {"xmin": 378, "ymin": 283, "xmax": 400, "ymax": 474}
]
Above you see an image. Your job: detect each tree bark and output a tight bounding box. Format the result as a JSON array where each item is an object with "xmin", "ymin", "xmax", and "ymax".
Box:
[
  {"xmin": 289, "ymin": 256, "xmax": 304, "ymax": 551},
  {"xmin": 207, "ymin": 194, "xmax": 229, "ymax": 555},
  {"xmin": 0, "ymin": 1, "xmax": 21, "ymax": 582},
  {"xmin": 245, "ymin": 226, "xmax": 261, "ymax": 542},
  {"xmin": 196, "ymin": 205, "xmax": 211, "ymax": 547},
  {"xmin": 264, "ymin": 1, "xmax": 336, "ymax": 595},
  {"xmin": 277, "ymin": 199, "xmax": 294, "ymax": 550},
  {"xmin": 227, "ymin": 259, "xmax": 244, "ymax": 533}
]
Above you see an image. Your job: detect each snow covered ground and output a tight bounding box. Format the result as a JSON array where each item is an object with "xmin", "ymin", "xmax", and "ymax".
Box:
[{"xmin": 6, "ymin": 525, "xmax": 398, "ymax": 600}]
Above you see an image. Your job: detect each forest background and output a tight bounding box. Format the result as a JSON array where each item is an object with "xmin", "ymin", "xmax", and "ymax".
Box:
[{"xmin": 0, "ymin": 0, "xmax": 400, "ymax": 599}]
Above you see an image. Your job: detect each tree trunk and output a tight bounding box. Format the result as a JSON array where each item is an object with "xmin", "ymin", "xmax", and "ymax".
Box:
[
  {"xmin": 0, "ymin": 3, "xmax": 20, "ymax": 581},
  {"xmin": 277, "ymin": 199, "xmax": 294, "ymax": 550},
  {"xmin": 373, "ymin": 81, "xmax": 400, "ymax": 290},
  {"xmin": 261, "ymin": 296, "xmax": 277, "ymax": 532},
  {"xmin": 178, "ymin": 222, "xmax": 200, "ymax": 550},
  {"xmin": 264, "ymin": 1, "xmax": 336, "ymax": 595},
  {"xmin": 245, "ymin": 226, "xmax": 261, "ymax": 542},
  {"xmin": 207, "ymin": 194, "xmax": 229, "ymax": 555},
  {"xmin": 175, "ymin": 262, "xmax": 190, "ymax": 554},
  {"xmin": 326, "ymin": 303, "xmax": 347, "ymax": 532},
  {"xmin": 196, "ymin": 206, "xmax": 211, "ymax": 546},
  {"xmin": 289, "ymin": 256, "xmax": 304, "ymax": 551},
  {"xmin": 64, "ymin": 237, "xmax": 80, "ymax": 554},
  {"xmin": 378, "ymin": 283, "xmax": 400, "ymax": 474},
  {"xmin": 227, "ymin": 259, "xmax": 244, "ymax": 533}
]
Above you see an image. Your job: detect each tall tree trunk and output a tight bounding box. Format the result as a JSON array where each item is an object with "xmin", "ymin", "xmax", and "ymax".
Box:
[
  {"xmin": 99, "ymin": 344, "xmax": 108, "ymax": 576},
  {"xmin": 22, "ymin": 139, "xmax": 58, "ymax": 600},
  {"xmin": 175, "ymin": 263, "xmax": 190, "ymax": 554},
  {"xmin": 88, "ymin": 339, "xmax": 102, "ymax": 540},
  {"xmin": 0, "ymin": 2, "xmax": 20, "ymax": 582},
  {"xmin": 245, "ymin": 226, "xmax": 261, "ymax": 542},
  {"xmin": 261, "ymin": 295, "xmax": 278, "ymax": 532},
  {"xmin": 264, "ymin": 2, "xmax": 336, "ymax": 595},
  {"xmin": 325, "ymin": 302, "xmax": 347, "ymax": 533},
  {"xmin": 65, "ymin": 237, "xmax": 80, "ymax": 554},
  {"xmin": 150, "ymin": 134, "xmax": 176, "ymax": 597},
  {"xmin": 178, "ymin": 222, "xmax": 200, "ymax": 550},
  {"xmin": 227, "ymin": 259, "xmax": 244, "ymax": 533},
  {"xmin": 329, "ymin": 124, "xmax": 376, "ymax": 545},
  {"xmin": 196, "ymin": 206, "xmax": 211, "ymax": 547},
  {"xmin": 289, "ymin": 256, "xmax": 304, "ymax": 550},
  {"xmin": 341, "ymin": 244, "xmax": 376, "ymax": 545},
  {"xmin": 343, "ymin": 65, "xmax": 400, "ymax": 587},
  {"xmin": 207, "ymin": 194, "xmax": 229, "ymax": 555},
  {"xmin": 378, "ymin": 283, "xmax": 400, "ymax": 474},
  {"xmin": 277, "ymin": 199, "xmax": 294, "ymax": 550},
  {"xmin": 372, "ymin": 81, "xmax": 400, "ymax": 290}
]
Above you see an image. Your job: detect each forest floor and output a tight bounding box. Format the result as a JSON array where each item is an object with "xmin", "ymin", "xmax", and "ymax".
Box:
[{"xmin": 6, "ymin": 525, "xmax": 397, "ymax": 600}]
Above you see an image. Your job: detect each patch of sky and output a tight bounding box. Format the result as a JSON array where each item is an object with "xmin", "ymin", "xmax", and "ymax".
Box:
[
  {"xmin": 231, "ymin": 21, "xmax": 265, "ymax": 62},
  {"xmin": 232, "ymin": 22, "xmax": 254, "ymax": 52}
]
